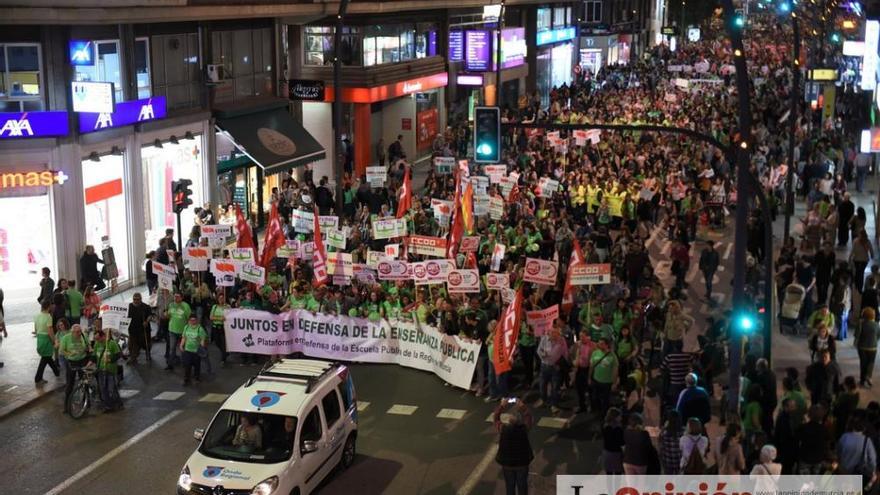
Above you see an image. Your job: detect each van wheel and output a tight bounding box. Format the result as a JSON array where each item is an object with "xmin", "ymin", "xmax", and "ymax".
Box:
[
  {"xmin": 289, "ymin": 489, "xmax": 300, "ymax": 495},
  {"xmin": 340, "ymin": 434, "xmax": 356, "ymax": 470}
]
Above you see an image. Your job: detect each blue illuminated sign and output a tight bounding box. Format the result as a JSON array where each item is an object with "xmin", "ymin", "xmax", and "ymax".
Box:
[
  {"xmin": 69, "ymin": 40, "xmax": 94, "ymax": 66},
  {"xmin": 0, "ymin": 112, "xmax": 70, "ymax": 139},
  {"xmin": 536, "ymin": 27, "xmax": 577, "ymax": 46},
  {"xmin": 78, "ymin": 96, "xmax": 167, "ymax": 134}
]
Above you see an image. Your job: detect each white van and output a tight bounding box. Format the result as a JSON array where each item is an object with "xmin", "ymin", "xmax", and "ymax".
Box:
[{"xmin": 177, "ymin": 359, "xmax": 358, "ymax": 495}]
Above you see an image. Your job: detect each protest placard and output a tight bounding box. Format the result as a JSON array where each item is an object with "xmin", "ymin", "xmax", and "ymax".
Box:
[
  {"xmin": 200, "ymin": 225, "xmax": 233, "ymax": 239},
  {"xmin": 483, "ymin": 165, "xmax": 507, "ymax": 183},
  {"xmin": 224, "ymin": 309, "xmax": 481, "ymax": 389},
  {"xmin": 523, "ymin": 257, "xmax": 559, "ymax": 285},
  {"xmin": 526, "ymin": 305, "xmax": 559, "ymax": 336},
  {"xmin": 474, "ymin": 195, "xmax": 490, "ymax": 217},
  {"xmin": 366, "ymin": 250, "xmax": 387, "ymax": 268},
  {"xmin": 434, "ymin": 156, "xmax": 454, "ymax": 174},
  {"xmin": 411, "ymin": 261, "xmax": 443, "ymax": 286},
  {"xmin": 152, "ymin": 261, "xmax": 177, "ymax": 279},
  {"xmin": 327, "ymin": 252, "xmax": 354, "ymax": 276},
  {"xmin": 372, "ymin": 217, "xmax": 407, "ymax": 239},
  {"xmin": 570, "ymin": 263, "xmax": 612, "ymax": 285},
  {"xmin": 183, "ymin": 246, "xmax": 211, "ymax": 271},
  {"xmin": 537, "ymin": 177, "xmax": 560, "ymax": 198},
  {"xmin": 406, "ymin": 235, "xmax": 447, "ymax": 258},
  {"xmin": 489, "ymin": 196, "xmax": 505, "ymax": 220},
  {"xmin": 366, "ymin": 166, "xmax": 386, "ymax": 186},
  {"xmin": 460, "ymin": 236, "xmax": 480, "ymax": 253},
  {"xmin": 446, "ymin": 269, "xmax": 480, "ymax": 293},
  {"xmin": 384, "ymin": 243, "xmax": 399, "ymax": 258},
  {"xmin": 490, "ymin": 243, "xmax": 506, "ymax": 271},
  {"xmin": 326, "ymin": 229, "xmax": 346, "ymax": 250},
  {"xmin": 238, "ymin": 263, "xmax": 266, "ymax": 285},
  {"xmin": 376, "ymin": 260, "xmax": 411, "ymax": 280},
  {"xmin": 486, "ymin": 272, "xmax": 509, "ymax": 290},
  {"xmin": 318, "ymin": 215, "xmax": 339, "ymax": 231},
  {"xmin": 291, "ymin": 209, "xmax": 314, "ymax": 233},
  {"xmin": 230, "ymin": 247, "xmax": 255, "ymax": 265},
  {"xmin": 431, "ymin": 199, "xmax": 453, "ymax": 226}
]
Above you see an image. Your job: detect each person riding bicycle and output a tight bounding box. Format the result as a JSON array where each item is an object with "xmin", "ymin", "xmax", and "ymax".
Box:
[
  {"xmin": 93, "ymin": 328, "xmax": 123, "ymax": 412},
  {"xmin": 58, "ymin": 324, "xmax": 90, "ymax": 415}
]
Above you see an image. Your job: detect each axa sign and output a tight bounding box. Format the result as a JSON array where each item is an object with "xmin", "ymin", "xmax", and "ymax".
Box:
[
  {"xmin": 0, "ymin": 112, "xmax": 70, "ymax": 139},
  {"xmin": 78, "ymin": 96, "xmax": 167, "ymax": 134}
]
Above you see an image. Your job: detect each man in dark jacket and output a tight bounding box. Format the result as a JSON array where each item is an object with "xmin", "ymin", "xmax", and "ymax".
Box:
[
  {"xmin": 675, "ymin": 372, "xmax": 711, "ymax": 426},
  {"xmin": 838, "ymin": 192, "xmax": 855, "ymax": 246},
  {"xmin": 387, "ymin": 134, "xmax": 405, "ymax": 164},
  {"xmin": 797, "ymin": 406, "xmax": 832, "ymax": 474},
  {"xmin": 494, "ymin": 399, "xmax": 533, "ymax": 495},
  {"xmin": 315, "ymin": 177, "xmax": 335, "ymax": 216},
  {"xmin": 806, "ymin": 349, "xmax": 841, "ymax": 406},
  {"xmin": 814, "ymin": 242, "xmax": 836, "ymax": 306},
  {"xmin": 699, "ymin": 241, "xmax": 720, "ymax": 301},
  {"xmin": 774, "ymin": 398, "xmax": 799, "ymax": 473}
]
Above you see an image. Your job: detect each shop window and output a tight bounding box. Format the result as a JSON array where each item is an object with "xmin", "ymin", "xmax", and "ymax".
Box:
[
  {"xmin": 415, "ymin": 26, "xmax": 437, "ymax": 59},
  {"xmin": 0, "ymin": 43, "xmax": 43, "ymax": 112},
  {"xmin": 585, "ymin": 0, "xmax": 602, "ymax": 23},
  {"xmin": 212, "ymin": 28, "xmax": 274, "ymax": 100},
  {"xmin": 304, "ymin": 26, "xmax": 362, "ymax": 66},
  {"xmin": 74, "ymin": 40, "xmax": 123, "ymax": 103},
  {"xmin": 141, "ymin": 136, "xmax": 204, "ymax": 253},
  {"xmin": 537, "ymin": 8, "xmax": 552, "ymax": 31},
  {"xmin": 150, "ymin": 33, "xmax": 201, "ymax": 110},
  {"xmin": 135, "ymin": 37, "xmax": 151, "ymax": 99},
  {"xmin": 0, "ymin": 184, "xmax": 54, "ymax": 293},
  {"xmin": 82, "ymin": 153, "xmax": 131, "ymax": 284},
  {"xmin": 553, "ymin": 7, "xmax": 567, "ymax": 27}
]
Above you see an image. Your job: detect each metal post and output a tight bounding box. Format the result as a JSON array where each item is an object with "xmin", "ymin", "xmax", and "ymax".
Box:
[
  {"xmin": 784, "ymin": 18, "xmax": 800, "ymax": 243},
  {"xmin": 495, "ymin": 2, "xmax": 505, "ymax": 109},
  {"xmin": 722, "ymin": 0, "xmax": 753, "ymax": 418},
  {"xmin": 333, "ymin": 0, "xmax": 351, "ymax": 216}
]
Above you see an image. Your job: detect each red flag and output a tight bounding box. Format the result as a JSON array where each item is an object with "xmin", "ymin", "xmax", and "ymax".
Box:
[
  {"xmin": 461, "ymin": 181, "xmax": 475, "ymax": 234},
  {"xmin": 561, "ymin": 239, "xmax": 586, "ymax": 313},
  {"xmin": 493, "ymin": 289, "xmax": 523, "ymax": 374},
  {"xmin": 465, "ymin": 251, "xmax": 478, "ymax": 269},
  {"xmin": 259, "ymin": 203, "xmax": 286, "ymax": 268},
  {"xmin": 235, "ymin": 204, "xmax": 255, "ymax": 251},
  {"xmin": 396, "ymin": 166, "xmax": 412, "ymax": 218},
  {"xmin": 446, "ymin": 201, "xmax": 464, "ymax": 260},
  {"xmin": 311, "ymin": 206, "xmax": 329, "ymax": 287}
]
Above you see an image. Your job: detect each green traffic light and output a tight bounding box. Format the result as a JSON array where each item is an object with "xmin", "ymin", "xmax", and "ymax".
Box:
[
  {"xmin": 477, "ymin": 143, "xmax": 493, "ymax": 156},
  {"xmin": 734, "ymin": 16, "xmax": 745, "ymax": 28},
  {"xmin": 831, "ymin": 33, "xmax": 841, "ymax": 43},
  {"xmin": 736, "ymin": 314, "xmax": 756, "ymax": 332}
]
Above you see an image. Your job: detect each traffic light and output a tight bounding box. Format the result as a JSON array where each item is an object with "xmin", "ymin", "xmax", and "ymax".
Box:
[
  {"xmin": 474, "ymin": 106, "xmax": 501, "ymax": 164},
  {"xmin": 733, "ymin": 9, "xmax": 746, "ymax": 29},
  {"xmin": 778, "ymin": 1, "xmax": 791, "ymax": 13},
  {"xmin": 172, "ymin": 179, "xmax": 193, "ymax": 214},
  {"xmin": 831, "ymin": 32, "xmax": 841, "ymax": 43},
  {"xmin": 733, "ymin": 310, "xmax": 757, "ymax": 334}
]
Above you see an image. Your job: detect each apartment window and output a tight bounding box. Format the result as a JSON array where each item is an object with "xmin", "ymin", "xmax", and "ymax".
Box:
[
  {"xmin": 585, "ymin": 0, "xmax": 602, "ymax": 23},
  {"xmin": 0, "ymin": 43, "xmax": 42, "ymax": 112},
  {"xmin": 151, "ymin": 33, "xmax": 201, "ymax": 110},
  {"xmin": 212, "ymin": 28, "xmax": 274, "ymax": 101},
  {"xmin": 73, "ymin": 40, "xmax": 123, "ymax": 103},
  {"xmin": 537, "ymin": 8, "xmax": 552, "ymax": 31},
  {"xmin": 553, "ymin": 7, "xmax": 567, "ymax": 27}
]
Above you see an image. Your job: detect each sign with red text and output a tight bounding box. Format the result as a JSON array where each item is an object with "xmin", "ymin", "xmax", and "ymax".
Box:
[
  {"xmin": 526, "ymin": 305, "xmax": 559, "ymax": 336},
  {"xmin": 200, "ymin": 224, "xmax": 233, "ymax": 239},
  {"xmin": 406, "ymin": 235, "xmax": 448, "ymax": 258},
  {"xmin": 460, "ymin": 236, "xmax": 480, "ymax": 253},
  {"xmin": 376, "ymin": 260, "xmax": 412, "ymax": 280},
  {"xmin": 446, "ymin": 269, "xmax": 480, "ymax": 293},
  {"xmin": 570, "ymin": 263, "xmax": 612, "ymax": 285},
  {"xmin": 523, "ymin": 257, "xmax": 559, "ymax": 286},
  {"xmin": 486, "ymin": 272, "xmax": 509, "ymax": 290}
]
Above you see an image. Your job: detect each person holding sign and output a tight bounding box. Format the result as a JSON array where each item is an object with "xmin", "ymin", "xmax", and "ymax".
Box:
[
  {"xmin": 179, "ymin": 315, "xmax": 207, "ymax": 386},
  {"xmin": 93, "ymin": 328, "xmax": 122, "ymax": 412}
]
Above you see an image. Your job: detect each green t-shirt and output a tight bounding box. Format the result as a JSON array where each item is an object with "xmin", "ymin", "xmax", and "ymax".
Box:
[
  {"xmin": 181, "ymin": 324, "xmax": 207, "ymax": 353},
  {"xmin": 210, "ymin": 304, "xmax": 227, "ymax": 326},
  {"xmin": 617, "ymin": 337, "xmax": 636, "ymax": 360},
  {"xmin": 34, "ymin": 312, "xmax": 52, "ymax": 335},
  {"xmin": 742, "ymin": 401, "xmax": 763, "ymax": 432},
  {"xmin": 94, "ymin": 339, "xmax": 121, "ymax": 373},
  {"xmin": 590, "ymin": 349, "xmax": 618, "ymax": 384},
  {"xmin": 59, "ymin": 332, "xmax": 89, "ymax": 361},
  {"xmin": 66, "ymin": 289, "xmax": 84, "ymax": 319},
  {"xmin": 287, "ymin": 295, "xmax": 310, "ymax": 310},
  {"xmin": 167, "ymin": 302, "xmax": 192, "ymax": 334}
]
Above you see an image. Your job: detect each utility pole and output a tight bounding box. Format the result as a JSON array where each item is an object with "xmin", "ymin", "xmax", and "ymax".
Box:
[
  {"xmin": 495, "ymin": 1, "xmax": 505, "ymax": 109},
  {"xmin": 333, "ymin": 0, "xmax": 351, "ymax": 216},
  {"xmin": 721, "ymin": 0, "xmax": 753, "ymax": 418},
  {"xmin": 784, "ymin": 17, "xmax": 801, "ymax": 243}
]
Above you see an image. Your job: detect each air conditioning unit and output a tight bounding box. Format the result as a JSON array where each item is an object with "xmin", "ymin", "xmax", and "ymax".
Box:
[{"xmin": 206, "ymin": 64, "xmax": 226, "ymax": 83}]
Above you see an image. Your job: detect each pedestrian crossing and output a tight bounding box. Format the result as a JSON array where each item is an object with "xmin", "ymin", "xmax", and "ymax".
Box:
[{"xmin": 113, "ymin": 388, "xmax": 582, "ymax": 430}]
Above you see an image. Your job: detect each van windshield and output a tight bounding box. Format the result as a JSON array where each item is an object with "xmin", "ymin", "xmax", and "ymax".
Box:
[{"xmin": 199, "ymin": 410, "xmax": 297, "ymax": 464}]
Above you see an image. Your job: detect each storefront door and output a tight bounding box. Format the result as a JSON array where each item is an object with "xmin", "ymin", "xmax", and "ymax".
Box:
[
  {"xmin": 81, "ymin": 154, "xmax": 131, "ymax": 284},
  {"xmin": 0, "ymin": 194, "xmax": 55, "ymax": 294}
]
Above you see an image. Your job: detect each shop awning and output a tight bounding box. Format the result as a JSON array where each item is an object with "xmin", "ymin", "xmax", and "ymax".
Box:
[{"xmin": 215, "ymin": 100, "xmax": 325, "ymax": 175}]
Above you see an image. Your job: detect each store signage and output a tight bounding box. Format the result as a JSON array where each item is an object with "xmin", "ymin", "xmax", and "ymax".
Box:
[
  {"xmin": 843, "ymin": 40, "xmax": 865, "ymax": 57},
  {"xmin": 0, "ymin": 170, "xmax": 68, "ymax": 189},
  {"xmin": 661, "ymin": 26, "xmax": 679, "ymax": 36},
  {"xmin": 0, "ymin": 112, "xmax": 69, "ymax": 139},
  {"xmin": 465, "ymin": 30, "xmax": 492, "ymax": 72},
  {"xmin": 862, "ymin": 20, "xmax": 879, "ymax": 91},
  {"xmin": 482, "ymin": 4, "xmax": 502, "ymax": 22},
  {"xmin": 288, "ymin": 79, "xmax": 325, "ymax": 101},
  {"xmin": 457, "ymin": 75, "xmax": 484, "ymax": 86},
  {"xmin": 79, "ymin": 96, "xmax": 167, "ymax": 134},
  {"xmin": 449, "ymin": 31, "xmax": 464, "ymax": 62},
  {"xmin": 72, "ymin": 81, "xmax": 115, "ymax": 114},
  {"xmin": 69, "ymin": 40, "xmax": 94, "ymax": 66},
  {"xmin": 325, "ymin": 73, "xmax": 447, "ymax": 104},
  {"xmin": 536, "ymin": 26, "xmax": 576, "ymax": 46},
  {"xmin": 493, "ymin": 27, "xmax": 527, "ymax": 70},
  {"xmin": 809, "ymin": 69, "xmax": 838, "ymax": 81}
]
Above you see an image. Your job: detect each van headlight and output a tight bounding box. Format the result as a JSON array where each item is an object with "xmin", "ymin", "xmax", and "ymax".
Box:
[
  {"xmin": 251, "ymin": 476, "xmax": 279, "ymax": 495},
  {"xmin": 178, "ymin": 466, "xmax": 192, "ymax": 491}
]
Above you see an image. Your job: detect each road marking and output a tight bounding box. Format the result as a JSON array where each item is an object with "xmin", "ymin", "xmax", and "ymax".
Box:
[
  {"xmin": 153, "ymin": 391, "xmax": 185, "ymax": 401},
  {"xmin": 537, "ymin": 417, "xmax": 568, "ymax": 429},
  {"xmin": 198, "ymin": 393, "xmax": 229, "ymax": 403},
  {"xmin": 118, "ymin": 389, "xmax": 139, "ymax": 399},
  {"xmin": 456, "ymin": 444, "xmax": 499, "ymax": 495},
  {"xmin": 357, "ymin": 401, "xmax": 370, "ymax": 412},
  {"xmin": 437, "ymin": 408, "xmax": 467, "ymax": 420},
  {"xmin": 5, "ymin": 385, "xmax": 18, "ymax": 393},
  {"xmin": 44, "ymin": 409, "xmax": 182, "ymax": 495},
  {"xmin": 387, "ymin": 404, "xmax": 418, "ymax": 415},
  {"xmin": 723, "ymin": 242, "xmax": 733, "ymax": 260}
]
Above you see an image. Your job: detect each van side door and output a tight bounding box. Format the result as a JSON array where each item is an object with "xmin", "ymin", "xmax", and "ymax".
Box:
[{"xmin": 298, "ymin": 405, "xmax": 326, "ymax": 493}]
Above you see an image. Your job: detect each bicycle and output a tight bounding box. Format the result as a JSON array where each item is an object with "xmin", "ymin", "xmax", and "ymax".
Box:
[{"xmin": 67, "ymin": 363, "xmax": 100, "ymax": 419}]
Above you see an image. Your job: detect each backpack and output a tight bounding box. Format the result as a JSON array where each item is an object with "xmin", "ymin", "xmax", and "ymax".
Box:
[{"xmin": 683, "ymin": 437, "xmax": 707, "ymax": 474}]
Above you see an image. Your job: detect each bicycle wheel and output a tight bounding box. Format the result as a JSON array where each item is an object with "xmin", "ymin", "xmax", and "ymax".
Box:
[{"xmin": 67, "ymin": 383, "xmax": 90, "ymax": 419}]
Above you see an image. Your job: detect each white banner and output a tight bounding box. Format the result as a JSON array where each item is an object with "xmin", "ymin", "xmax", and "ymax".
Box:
[
  {"xmin": 224, "ymin": 309, "xmax": 481, "ymax": 389},
  {"xmin": 377, "ymin": 260, "xmax": 412, "ymax": 280},
  {"xmin": 556, "ymin": 476, "xmax": 862, "ymax": 495}
]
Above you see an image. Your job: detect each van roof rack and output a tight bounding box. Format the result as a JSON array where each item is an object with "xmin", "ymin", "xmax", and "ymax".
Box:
[{"xmin": 246, "ymin": 359, "xmax": 341, "ymax": 394}]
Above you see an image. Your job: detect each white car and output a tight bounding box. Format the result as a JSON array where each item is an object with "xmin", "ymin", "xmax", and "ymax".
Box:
[{"xmin": 177, "ymin": 359, "xmax": 358, "ymax": 495}]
